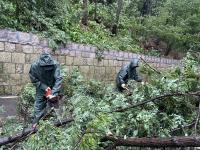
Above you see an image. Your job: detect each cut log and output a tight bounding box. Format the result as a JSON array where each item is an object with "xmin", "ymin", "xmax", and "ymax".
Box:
[{"xmin": 103, "ymin": 135, "xmax": 200, "ymax": 148}]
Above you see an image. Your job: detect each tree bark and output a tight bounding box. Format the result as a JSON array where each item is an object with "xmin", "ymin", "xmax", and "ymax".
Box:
[
  {"xmin": 111, "ymin": 0, "xmax": 123, "ymax": 35},
  {"xmin": 103, "ymin": 135, "xmax": 200, "ymax": 148},
  {"xmin": 81, "ymin": 0, "xmax": 88, "ymax": 26},
  {"xmin": 141, "ymin": 0, "xmax": 152, "ymax": 16}
]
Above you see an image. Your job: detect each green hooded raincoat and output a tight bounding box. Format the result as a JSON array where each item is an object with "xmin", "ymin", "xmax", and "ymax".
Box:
[{"xmin": 29, "ymin": 52, "xmax": 63, "ymax": 123}]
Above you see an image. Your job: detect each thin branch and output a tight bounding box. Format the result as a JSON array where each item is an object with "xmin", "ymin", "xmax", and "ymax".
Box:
[
  {"xmin": 72, "ymin": 130, "xmax": 86, "ymax": 150},
  {"xmin": 140, "ymin": 57, "xmax": 161, "ymax": 74},
  {"xmin": 114, "ymin": 91, "xmax": 200, "ymax": 113},
  {"xmin": 170, "ymin": 121, "xmax": 196, "ymax": 135}
]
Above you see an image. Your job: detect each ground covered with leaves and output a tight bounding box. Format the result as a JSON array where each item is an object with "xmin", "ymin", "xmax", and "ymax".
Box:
[{"xmin": 0, "ymin": 53, "xmax": 200, "ymax": 150}]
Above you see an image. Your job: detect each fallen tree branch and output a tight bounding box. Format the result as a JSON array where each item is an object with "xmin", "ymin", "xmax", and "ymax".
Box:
[
  {"xmin": 114, "ymin": 91, "xmax": 200, "ymax": 113},
  {"xmin": 0, "ymin": 117, "xmax": 74, "ymax": 146},
  {"xmin": 103, "ymin": 135, "xmax": 200, "ymax": 148},
  {"xmin": 140, "ymin": 57, "xmax": 161, "ymax": 74},
  {"xmin": 194, "ymin": 102, "xmax": 200, "ymax": 135},
  {"xmin": 170, "ymin": 121, "xmax": 196, "ymax": 135}
]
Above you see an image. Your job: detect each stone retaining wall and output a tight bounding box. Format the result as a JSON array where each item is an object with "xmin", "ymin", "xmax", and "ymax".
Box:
[{"xmin": 0, "ymin": 29, "xmax": 181, "ymax": 95}]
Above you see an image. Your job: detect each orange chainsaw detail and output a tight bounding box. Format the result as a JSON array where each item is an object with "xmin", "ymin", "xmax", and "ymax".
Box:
[{"xmin": 45, "ymin": 87, "xmax": 52, "ymax": 98}]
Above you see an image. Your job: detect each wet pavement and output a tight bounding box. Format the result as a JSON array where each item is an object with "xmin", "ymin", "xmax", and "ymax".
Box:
[{"xmin": 0, "ymin": 96, "xmax": 18, "ymax": 120}]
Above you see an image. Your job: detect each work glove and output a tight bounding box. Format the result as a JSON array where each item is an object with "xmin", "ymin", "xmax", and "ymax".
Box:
[
  {"xmin": 47, "ymin": 95, "xmax": 55, "ymax": 100},
  {"xmin": 45, "ymin": 87, "xmax": 53, "ymax": 99},
  {"xmin": 121, "ymin": 84, "xmax": 126, "ymax": 89}
]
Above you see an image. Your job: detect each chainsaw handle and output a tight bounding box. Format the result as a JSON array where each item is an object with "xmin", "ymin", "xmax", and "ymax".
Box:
[{"xmin": 45, "ymin": 87, "xmax": 52, "ymax": 98}]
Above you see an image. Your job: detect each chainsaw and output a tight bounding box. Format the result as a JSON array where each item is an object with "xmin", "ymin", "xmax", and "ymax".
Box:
[{"xmin": 45, "ymin": 87, "xmax": 64, "ymax": 108}]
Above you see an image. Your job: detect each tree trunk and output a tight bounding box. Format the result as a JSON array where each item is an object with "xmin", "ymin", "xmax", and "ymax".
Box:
[
  {"xmin": 103, "ymin": 135, "xmax": 200, "ymax": 148},
  {"xmin": 111, "ymin": 0, "xmax": 123, "ymax": 35},
  {"xmin": 141, "ymin": 0, "xmax": 152, "ymax": 16},
  {"xmin": 81, "ymin": 0, "xmax": 88, "ymax": 26},
  {"xmin": 94, "ymin": 0, "xmax": 97, "ymax": 20}
]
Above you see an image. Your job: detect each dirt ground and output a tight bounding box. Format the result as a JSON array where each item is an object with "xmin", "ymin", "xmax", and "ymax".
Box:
[{"xmin": 0, "ymin": 96, "xmax": 18, "ymax": 121}]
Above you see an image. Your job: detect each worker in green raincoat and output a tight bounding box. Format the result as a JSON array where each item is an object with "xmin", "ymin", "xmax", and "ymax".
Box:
[
  {"xmin": 29, "ymin": 52, "xmax": 63, "ymax": 126},
  {"xmin": 116, "ymin": 58, "xmax": 142, "ymax": 92}
]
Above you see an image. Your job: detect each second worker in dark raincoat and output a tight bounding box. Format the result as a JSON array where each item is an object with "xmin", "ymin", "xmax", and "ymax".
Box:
[{"xmin": 116, "ymin": 58, "xmax": 142, "ymax": 92}]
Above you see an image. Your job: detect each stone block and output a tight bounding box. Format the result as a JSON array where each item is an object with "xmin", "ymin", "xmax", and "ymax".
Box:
[
  {"xmin": 15, "ymin": 64, "xmax": 24, "ymax": 74},
  {"xmin": 103, "ymin": 59, "xmax": 109, "ymax": 66},
  {"xmin": 117, "ymin": 60, "xmax": 123, "ymax": 67},
  {"xmin": 0, "ymin": 74, "xmax": 9, "ymax": 84},
  {"xmin": 88, "ymin": 66, "xmax": 94, "ymax": 79},
  {"xmin": 90, "ymin": 46, "xmax": 97, "ymax": 53},
  {"xmin": 0, "ymin": 30, "xmax": 8, "ymax": 42},
  {"xmin": 81, "ymin": 52, "xmax": 90, "ymax": 58},
  {"xmin": 57, "ymin": 55, "xmax": 66, "ymax": 65},
  {"xmin": 33, "ymin": 46, "xmax": 43, "ymax": 53},
  {"xmin": 108, "ymin": 60, "xmax": 114, "ymax": 66},
  {"xmin": 86, "ymin": 58, "xmax": 93, "ymax": 66},
  {"xmin": 106, "ymin": 66, "xmax": 116, "ymax": 80},
  {"xmin": 84, "ymin": 45, "xmax": 91, "ymax": 52},
  {"xmin": 8, "ymin": 31, "xmax": 18, "ymax": 43},
  {"xmin": 71, "ymin": 43, "xmax": 79, "ymax": 50},
  {"xmin": 40, "ymin": 38, "xmax": 49, "ymax": 47},
  {"xmin": 12, "ymin": 85, "xmax": 22, "ymax": 95},
  {"xmin": 60, "ymin": 48, "xmax": 69, "ymax": 55},
  {"xmin": 74, "ymin": 57, "xmax": 87, "ymax": 66},
  {"xmin": 94, "ymin": 67, "xmax": 106, "ymax": 81},
  {"xmin": 3, "ymin": 63, "xmax": 15, "ymax": 74},
  {"xmin": 113, "ymin": 60, "xmax": 118, "ymax": 66},
  {"xmin": 0, "ymin": 42, "xmax": 4, "ymax": 51},
  {"xmin": 69, "ymin": 50, "xmax": 76, "ymax": 57},
  {"xmin": 43, "ymin": 47, "xmax": 53, "ymax": 53},
  {"xmin": 4, "ymin": 85, "xmax": 12, "ymax": 95},
  {"xmin": 93, "ymin": 59, "xmax": 98, "ymax": 66},
  {"xmin": 94, "ymin": 59, "xmax": 103, "ymax": 66},
  {"xmin": 23, "ymin": 45, "xmax": 34, "ymax": 53},
  {"xmin": 82, "ymin": 52, "xmax": 95, "ymax": 58},
  {"xmin": 18, "ymin": 32, "xmax": 31, "ymax": 44},
  {"xmin": 0, "ymin": 63, "xmax": 3, "ymax": 74},
  {"xmin": 31, "ymin": 34, "xmax": 40, "ymax": 45},
  {"xmin": 0, "ymin": 86, "xmax": 4, "ymax": 95},
  {"xmin": 25, "ymin": 54, "xmax": 39, "ymax": 63},
  {"xmin": 5, "ymin": 42, "xmax": 15, "ymax": 52},
  {"xmin": 79, "ymin": 66, "xmax": 90, "ymax": 78},
  {"xmin": 76, "ymin": 51, "xmax": 82, "ymax": 57},
  {"xmin": 24, "ymin": 64, "xmax": 31, "ymax": 74},
  {"xmin": 65, "ymin": 56, "xmax": 74, "ymax": 65},
  {"xmin": 21, "ymin": 74, "xmax": 31, "ymax": 84},
  {"xmin": 116, "ymin": 67, "xmax": 121, "ymax": 73},
  {"xmin": 12, "ymin": 53, "xmax": 25, "ymax": 63},
  {"xmin": 9, "ymin": 74, "xmax": 21, "ymax": 85},
  {"xmin": 15, "ymin": 44, "xmax": 23, "ymax": 52},
  {"xmin": 64, "ymin": 66, "xmax": 72, "ymax": 73},
  {"xmin": 76, "ymin": 51, "xmax": 83, "ymax": 57}
]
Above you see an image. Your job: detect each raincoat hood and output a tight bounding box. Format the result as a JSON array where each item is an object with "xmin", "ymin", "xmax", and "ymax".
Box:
[
  {"xmin": 129, "ymin": 58, "xmax": 139, "ymax": 68},
  {"xmin": 39, "ymin": 52, "xmax": 55, "ymax": 67}
]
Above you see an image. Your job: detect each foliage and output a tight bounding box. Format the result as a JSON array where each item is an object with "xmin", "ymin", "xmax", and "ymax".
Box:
[
  {"xmin": 17, "ymin": 83, "xmax": 35, "ymax": 120},
  {"xmin": 1, "ymin": 54, "xmax": 200, "ymax": 149},
  {"xmin": 2, "ymin": 0, "xmax": 200, "ymax": 55}
]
